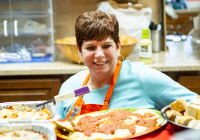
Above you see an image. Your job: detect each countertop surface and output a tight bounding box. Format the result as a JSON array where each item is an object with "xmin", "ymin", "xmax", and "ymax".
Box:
[
  {"xmin": 0, "ymin": 36, "xmax": 200, "ymax": 76},
  {"xmin": 175, "ymin": 9, "xmax": 200, "ymax": 14}
]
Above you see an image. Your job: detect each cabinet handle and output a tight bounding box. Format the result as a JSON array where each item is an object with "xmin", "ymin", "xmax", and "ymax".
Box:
[
  {"xmin": 177, "ymin": 24, "xmax": 181, "ymax": 30},
  {"xmin": 189, "ymin": 16, "xmax": 193, "ymax": 22},
  {"xmin": 3, "ymin": 20, "xmax": 8, "ymax": 36},
  {"xmin": 14, "ymin": 20, "xmax": 18, "ymax": 36},
  {"xmin": 169, "ymin": 24, "xmax": 174, "ymax": 30}
]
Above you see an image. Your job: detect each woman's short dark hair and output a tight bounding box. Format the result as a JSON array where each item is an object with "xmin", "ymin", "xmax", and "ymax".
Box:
[{"xmin": 75, "ymin": 10, "xmax": 119, "ymax": 52}]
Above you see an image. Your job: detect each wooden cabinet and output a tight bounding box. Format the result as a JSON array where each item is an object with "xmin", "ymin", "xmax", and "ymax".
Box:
[
  {"xmin": 0, "ymin": 71, "xmax": 199, "ymax": 103},
  {"xmin": 178, "ymin": 76, "xmax": 200, "ymax": 95},
  {"xmin": 166, "ymin": 13, "xmax": 198, "ymax": 35},
  {"xmin": 0, "ymin": 75, "xmax": 71, "ymax": 103}
]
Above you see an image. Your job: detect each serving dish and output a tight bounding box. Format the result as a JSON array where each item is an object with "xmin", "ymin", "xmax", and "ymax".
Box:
[
  {"xmin": 0, "ymin": 122, "xmax": 56, "ymax": 140},
  {"xmin": 55, "ymin": 35, "xmax": 138, "ymax": 64},
  {"xmin": 161, "ymin": 105, "xmax": 194, "ymax": 131},
  {"xmin": 0, "ymin": 101, "xmax": 59, "ymax": 122},
  {"xmin": 55, "ymin": 108, "xmax": 167, "ymax": 140}
]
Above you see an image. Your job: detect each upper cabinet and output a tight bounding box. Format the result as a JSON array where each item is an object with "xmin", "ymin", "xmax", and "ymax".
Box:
[
  {"xmin": 166, "ymin": 12, "xmax": 198, "ymax": 35},
  {"xmin": 0, "ymin": 0, "xmax": 54, "ymax": 63}
]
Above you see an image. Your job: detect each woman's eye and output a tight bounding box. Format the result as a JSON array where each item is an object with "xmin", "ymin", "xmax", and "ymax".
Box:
[
  {"xmin": 86, "ymin": 46, "xmax": 95, "ymax": 51},
  {"xmin": 103, "ymin": 45, "xmax": 111, "ymax": 48}
]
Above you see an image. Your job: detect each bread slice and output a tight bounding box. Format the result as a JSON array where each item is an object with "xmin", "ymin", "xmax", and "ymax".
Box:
[
  {"xmin": 170, "ymin": 98, "xmax": 187, "ymax": 112},
  {"xmin": 191, "ymin": 98, "xmax": 200, "ymax": 106},
  {"xmin": 185, "ymin": 104, "xmax": 197, "ymax": 119},
  {"xmin": 187, "ymin": 119, "xmax": 197, "ymax": 128},
  {"xmin": 175, "ymin": 115, "xmax": 183, "ymax": 124},
  {"xmin": 166, "ymin": 110, "xmax": 182, "ymax": 122},
  {"xmin": 185, "ymin": 104, "xmax": 200, "ymax": 120},
  {"xmin": 175, "ymin": 115, "xmax": 194, "ymax": 126},
  {"xmin": 194, "ymin": 120, "xmax": 200, "ymax": 130}
]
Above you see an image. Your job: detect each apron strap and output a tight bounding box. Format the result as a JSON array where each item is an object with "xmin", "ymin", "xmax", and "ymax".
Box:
[
  {"xmin": 104, "ymin": 60, "xmax": 122, "ymax": 104},
  {"xmin": 65, "ymin": 73, "xmax": 90, "ymax": 119}
]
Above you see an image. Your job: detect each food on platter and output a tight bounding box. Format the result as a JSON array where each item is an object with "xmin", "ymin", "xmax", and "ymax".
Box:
[
  {"xmin": 0, "ymin": 104, "xmax": 51, "ymax": 120},
  {"xmin": 169, "ymin": 98, "xmax": 187, "ymax": 112},
  {"xmin": 187, "ymin": 119, "xmax": 200, "ymax": 129},
  {"xmin": 174, "ymin": 115, "xmax": 194, "ymax": 126},
  {"xmin": 191, "ymin": 96, "xmax": 200, "ymax": 105},
  {"xmin": 185, "ymin": 104, "xmax": 200, "ymax": 120},
  {"xmin": 0, "ymin": 101, "xmax": 59, "ymax": 122},
  {"xmin": 55, "ymin": 121, "xmax": 74, "ymax": 132},
  {"xmin": 55, "ymin": 108, "xmax": 166, "ymax": 140},
  {"xmin": 165, "ymin": 96, "xmax": 200, "ymax": 129},
  {"xmin": 166, "ymin": 110, "xmax": 182, "ymax": 122},
  {"xmin": 0, "ymin": 130, "xmax": 48, "ymax": 140}
]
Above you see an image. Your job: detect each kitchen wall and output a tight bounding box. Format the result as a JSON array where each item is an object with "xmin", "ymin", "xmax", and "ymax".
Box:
[
  {"xmin": 53, "ymin": 0, "xmax": 102, "ymax": 40},
  {"xmin": 53, "ymin": 0, "xmax": 163, "ymax": 40},
  {"xmin": 52, "ymin": 0, "xmax": 164, "ymax": 59}
]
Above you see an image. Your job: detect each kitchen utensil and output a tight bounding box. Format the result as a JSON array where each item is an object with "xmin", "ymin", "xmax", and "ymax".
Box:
[
  {"xmin": 67, "ymin": 106, "xmax": 81, "ymax": 123},
  {"xmin": 36, "ymin": 85, "xmax": 92, "ymax": 107},
  {"xmin": 55, "ymin": 106, "xmax": 80, "ymax": 133},
  {"xmin": 151, "ymin": 30, "xmax": 161, "ymax": 52}
]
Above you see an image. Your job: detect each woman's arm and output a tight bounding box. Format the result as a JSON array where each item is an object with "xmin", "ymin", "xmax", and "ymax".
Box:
[{"xmin": 138, "ymin": 64, "xmax": 198, "ymax": 109}]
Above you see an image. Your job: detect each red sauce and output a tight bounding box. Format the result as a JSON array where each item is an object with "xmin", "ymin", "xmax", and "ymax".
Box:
[{"xmin": 74, "ymin": 110, "xmax": 158, "ymax": 136}]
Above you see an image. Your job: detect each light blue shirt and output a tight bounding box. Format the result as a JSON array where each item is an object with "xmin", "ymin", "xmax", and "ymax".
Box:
[{"xmin": 56, "ymin": 60, "xmax": 198, "ymax": 119}]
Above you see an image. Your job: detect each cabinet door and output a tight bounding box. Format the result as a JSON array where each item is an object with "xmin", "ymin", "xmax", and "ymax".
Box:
[
  {"xmin": 166, "ymin": 13, "xmax": 197, "ymax": 35},
  {"xmin": 0, "ymin": 0, "xmax": 54, "ymax": 63},
  {"xmin": 0, "ymin": 1, "xmax": 13, "ymax": 63},
  {"xmin": 0, "ymin": 78, "xmax": 61, "ymax": 102},
  {"xmin": 11, "ymin": 1, "xmax": 51, "ymax": 36},
  {"xmin": 0, "ymin": 1, "xmax": 11, "ymax": 36},
  {"xmin": 178, "ymin": 76, "xmax": 200, "ymax": 95}
]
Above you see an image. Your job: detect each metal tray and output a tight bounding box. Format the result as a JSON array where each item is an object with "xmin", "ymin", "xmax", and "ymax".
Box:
[
  {"xmin": 0, "ymin": 122, "xmax": 56, "ymax": 140},
  {"xmin": 161, "ymin": 105, "xmax": 197, "ymax": 131},
  {"xmin": 0, "ymin": 101, "xmax": 60, "ymax": 122}
]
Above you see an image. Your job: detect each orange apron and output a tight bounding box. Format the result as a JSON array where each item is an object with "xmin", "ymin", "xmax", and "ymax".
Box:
[{"xmin": 65, "ymin": 60, "xmax": 122, "ymax": 119}]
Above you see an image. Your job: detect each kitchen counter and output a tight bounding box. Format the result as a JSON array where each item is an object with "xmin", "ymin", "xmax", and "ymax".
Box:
[
  {"xmin": 0, "ymin": 36, "xmax": 199, "ymax": 76},
  {"xmin": 175, "ymin": 9, "xmax": 200, "ymax": 14}
]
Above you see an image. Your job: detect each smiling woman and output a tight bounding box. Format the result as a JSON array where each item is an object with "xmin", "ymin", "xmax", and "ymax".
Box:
[
  {"xmin": 56, "ymin": 10, "xmax": 198, "ymax": 122},
  {"xmin": 75, "ymin": 10, "xmax": 121, "ymax": 91}
]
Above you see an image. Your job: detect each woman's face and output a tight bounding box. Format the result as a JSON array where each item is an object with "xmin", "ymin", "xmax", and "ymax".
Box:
[{"xmin": 77, "ymin": 37, "xmax": 121, "ymax": 76}]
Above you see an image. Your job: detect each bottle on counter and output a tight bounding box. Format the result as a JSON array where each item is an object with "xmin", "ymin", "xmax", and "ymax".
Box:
[{"xmin": 139, "ymin": 28, "xmax": 152, "ymax": 64}]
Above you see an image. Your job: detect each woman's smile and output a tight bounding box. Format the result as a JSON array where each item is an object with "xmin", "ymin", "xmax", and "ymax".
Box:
[{"xmin": 93, "ymin": 61, "xmax": 108, "ymax": 65}]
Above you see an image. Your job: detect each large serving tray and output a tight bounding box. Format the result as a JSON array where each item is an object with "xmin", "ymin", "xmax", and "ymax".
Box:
[
  {"xmin": 0, "ymin": 122, "xmax": 56, "ymax": 140},
  {"xmin": 0, "ymin": 101, "xmax": 60, "ymax": 122},
  {"xmin": 56, "ymin": 108, "xmax": 168, "ymax": 140}
]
